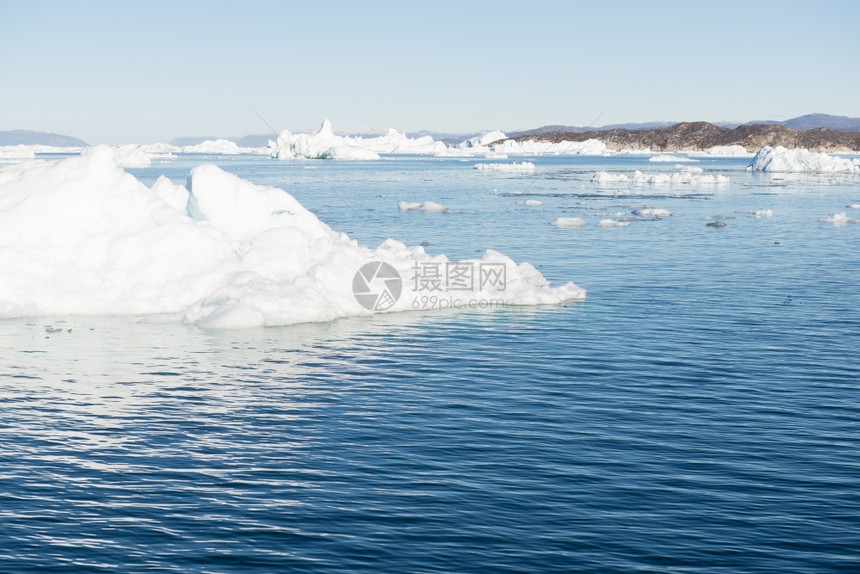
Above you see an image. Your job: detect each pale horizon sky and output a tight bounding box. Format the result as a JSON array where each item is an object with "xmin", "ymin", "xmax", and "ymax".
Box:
[{"xmin": 2, "ymin": 0, "xmax": 858, "ymax": 145}]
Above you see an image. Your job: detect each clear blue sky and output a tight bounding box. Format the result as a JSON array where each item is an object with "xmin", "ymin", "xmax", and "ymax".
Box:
[{"xmin": 2, "ymin": 0, "xmax": 857, "ymax": 144}]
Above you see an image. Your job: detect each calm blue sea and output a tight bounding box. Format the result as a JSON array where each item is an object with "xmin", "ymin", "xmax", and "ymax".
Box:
[{"xmin": 2, "ymin": 154, "xmax": 859, "ymax": 572}]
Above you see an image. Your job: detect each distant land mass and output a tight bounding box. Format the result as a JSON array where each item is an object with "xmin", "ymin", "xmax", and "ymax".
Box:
[
  {"xmin": 507, "ymin": 121, "xmax": 860, "ymax": 153},
  {"xmin": 510, "ymin": 114, "xmax": 860, "ymax": 139},
  {"xmin": 0, "ymin": 130, "xmax": 87, "ymax": 146}
]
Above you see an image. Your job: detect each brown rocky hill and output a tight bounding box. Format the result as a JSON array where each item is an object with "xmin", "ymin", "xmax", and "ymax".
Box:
[{"xmin": 508, "ymin": 122, "xmax": 860, "ymax": 152}]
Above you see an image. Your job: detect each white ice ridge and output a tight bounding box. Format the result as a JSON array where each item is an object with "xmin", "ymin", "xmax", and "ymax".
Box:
[
  {"xmin": 749, "ymin": 146, "xmax": 860, "ymax": 173},
  {"xmin": 270, "ymin": 119, "xmax": 446, "ymax": 160},
  {"xmin": 592, "ymin": 167, "xmax": 729, "ymax": 185},
  {"xmin": 0, "ymin": 146, "xmax": 585, "ymax": 328},
  {"xmin": 474, "ymin": 161, "xmax": 536, "ymax": 172}
]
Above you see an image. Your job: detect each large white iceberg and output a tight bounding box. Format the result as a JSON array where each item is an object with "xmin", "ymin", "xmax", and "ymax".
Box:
[
  {"xmin": 749, "ymin": 146, "xmax": 860, "ymax": 173},
  {"xmin": 0, "ymin": 146, "xmax": 585, "ymax": 328},
  {"xmin": 269, "ymin": 119, "xmax": 446, "ymax": 160}
]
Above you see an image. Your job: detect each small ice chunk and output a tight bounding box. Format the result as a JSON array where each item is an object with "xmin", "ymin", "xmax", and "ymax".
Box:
[
  {"xmin": 398, "ymin": 201, "xmax": 454, "ymax": 213},
  {"xmin": 818, "ymin": 212, "xmax": 859, "ymax": 225},
  {"xmin": 753, "ymin": 209, "xmax": 773, "ymax": 218},
  {"xmin": 474, "ymin": 161, "xmax": 536, "ymax": 172},
  {"xmin": 551, "ymin": 217, "xmax": 587, "ymax": 228},
  {"xmin": 521, "ymin": 199, "xmax": 543, "ymax": 206},
  {"xmin": 632, "ymin": 207, "xmax": 672, "ymax": 218},
  {"xmin": 597, "ymin": 219, "xmax": 630, "ymax": 227},
  {"xmin": 648, "ymin": 154, "xmax": 697, "ymax": 162}
]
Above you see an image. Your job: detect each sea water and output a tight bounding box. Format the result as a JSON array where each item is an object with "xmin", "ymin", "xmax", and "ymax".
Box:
[{"xmin": 1, "ymin": 154, "xmax": 859, "ymax": 572}]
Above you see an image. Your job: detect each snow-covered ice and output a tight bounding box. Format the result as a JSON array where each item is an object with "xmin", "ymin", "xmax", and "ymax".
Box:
[
  {"xmin": 818, "ymin": 212, "xmax": 859, "ymax": 225},
  {"xmin": 749, "ymin": 146, "xmax": 860, "ymax": 173},
  {"xmin": 0, "ymin": 146, "xmax": 585, "ymax": 327},
  {"xmin": 474, "ymin": 161, "xmax": 536, "ymax": 173},
  {"xmin": 398, "ymin": 201, "xmax": 454, "ymax": 214},
  {"xmin": 551, "ymin": 217, "xmax": 587, "ymax": 228}
]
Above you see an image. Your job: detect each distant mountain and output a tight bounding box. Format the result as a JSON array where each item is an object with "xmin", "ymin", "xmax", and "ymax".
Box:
[
  {"xmin": 745, "ymin": 114, "xmax": 860, "ymax": 133},
  {"xmin": 0, "ymin": 130, "xmax": 87, "ymax": 146},
  {"xmin": 781, "ymin": 114, "xmax": 860, "ymax": 132},
  {"xmin": 508, "ymin": 121, "xmax": 860, "ymax": 152}
]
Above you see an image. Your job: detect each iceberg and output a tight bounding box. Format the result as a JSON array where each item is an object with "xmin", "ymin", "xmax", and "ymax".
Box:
[
  {"xmin": 270, "ymin": 119, "xmax": 445, "ymax": 160},
  {"xmin": 0, "ymin": 147, "xmax": 585, "ymax": 327},
  {"xmin": 749, "ymin": 146, "xmax": 860, "ymax": 173},
  {"xmin": 474, "ymin": 161, "xmax": 536, "ymax": 173}
]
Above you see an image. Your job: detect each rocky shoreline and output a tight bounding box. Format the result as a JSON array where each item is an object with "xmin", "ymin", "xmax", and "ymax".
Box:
[{"xmin": 506, "ymin": 122, "xmax": 860, "ymax": 153}]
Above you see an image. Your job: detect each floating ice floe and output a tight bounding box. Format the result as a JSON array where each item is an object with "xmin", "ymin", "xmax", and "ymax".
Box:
[
  {"xmin": 520, "ymin": 199, "xmax": 543, "ymax": 206},
  {"xmin": 648, "ymin": 154, "xmax": 697, "ymax": 163},
  {"xmin": 847, "ymin": 204, "xmax": 860, "ymax": 209},
  {"xmin": 818, "ymin": 212, "xmax": 859, "ymax": 225},
  {"xmin": 597, "ymin": 219, "xmax": 630, "ymax": 227},
  {"xmin": 474, "ymin": 161, "xmax": 536, "ymax": 172},
  {"xmin": 632, "ymin": 208, "xmax": 672, "ymax": 218},
  {"xmin": 753, "ymin": 209, "xmax": 773, "ymax": 218},
  {"xmin": 592, "ymin": 167, "xmax": 729, "ymax": 185},
  {"xmin": 270, "ymin": 119, "xmax": 446, "ymax": 160},
  {"xmin": 749, "ymin": 146, "xmax": 860, "ymax": 173},
  {"xmin": 398, "ymin": 201, "xmax": 455, "ymax": 214},
  {"xmin": 551, "ymin": 217, "xmax": 587, "ymax": 228},
  {"xmin": 0, "ymin": 146, "xmax": 585, "ymax": 328}
]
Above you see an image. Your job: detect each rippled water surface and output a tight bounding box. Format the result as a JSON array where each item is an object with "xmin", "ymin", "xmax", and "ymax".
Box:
[{"xmin": 2, "ymin": 155, "xmax": 859, "ymax": 572}]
